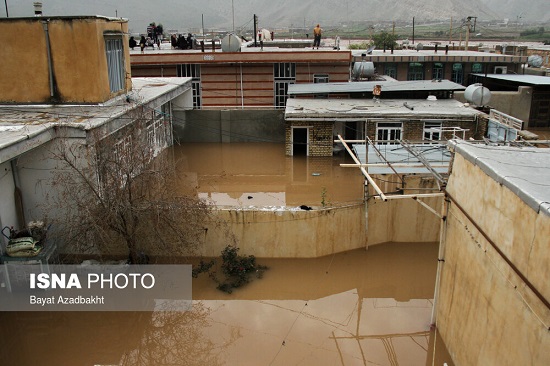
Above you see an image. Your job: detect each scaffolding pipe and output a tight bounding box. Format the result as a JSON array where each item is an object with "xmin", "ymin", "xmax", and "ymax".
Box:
[{"xmin": 337, "ymin": 135, "xmax": 387, "ymax": 201}]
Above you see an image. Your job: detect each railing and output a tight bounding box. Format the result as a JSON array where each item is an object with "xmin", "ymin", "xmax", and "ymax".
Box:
[{"xmin": 489, "ymin": 109, "xmax": 523, "ymax": 130}]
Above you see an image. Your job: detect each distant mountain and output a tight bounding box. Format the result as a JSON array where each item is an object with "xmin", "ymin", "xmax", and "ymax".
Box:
[{"xmin": 5, "ymin": 0, "xmax": 549, "ymax": 34}]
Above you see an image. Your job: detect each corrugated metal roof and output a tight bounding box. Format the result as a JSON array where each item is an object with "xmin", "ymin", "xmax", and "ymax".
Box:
[
  {"xmin": 472, "ymin": 74, "xmax": 550, "ymax": 85},
  {"xmin": 288, "ymin": 80, "xmax": 466, "ymax": 95},
  {"xmin": 450, "ymin": 140, "xmax": 550, "ymax": 217},
  {"xmin": 353, "ymin": 143, "xmax": 451, "ymax": 174}
]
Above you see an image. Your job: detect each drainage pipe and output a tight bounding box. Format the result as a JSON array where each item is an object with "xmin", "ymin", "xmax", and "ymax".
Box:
[{"xmin": 41, "ymin": 20, "xmax": 55, "ymax": 98}]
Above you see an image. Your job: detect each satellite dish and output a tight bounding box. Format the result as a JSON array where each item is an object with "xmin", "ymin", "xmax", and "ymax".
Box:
[
  {"xmin": 366, "ymin": 45, "xmax": 376, "ymax": 54},
  {"xmin": 528, "ymin": 54, "xmax": 543, "ymax": 68},
  {"xmin": 416, "ymin": 43, "xmax": 424, "ymax": 51}
]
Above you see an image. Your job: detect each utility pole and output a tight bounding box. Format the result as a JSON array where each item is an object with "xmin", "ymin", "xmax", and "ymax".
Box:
[
  {"xmin": 449, "ymin": 17, "xmax": 453, "ymax": 44},
  {"xmin": 412, "ymin": 17, "xmax": 415, "ymax": 44},
  {"xmin": 464, "ymin": 17, "xmax": 471, "ymax": 51},
  {"xmin": 4, "ymin": 0, "xmax": 8, "ymax": 17},
  {"xmin": 464, "ymin": 16, "xmax": 477, "ymax": 52},
  {"xmin": 254, "ymin": 14, "xmax": 258, "ymax": 47}
]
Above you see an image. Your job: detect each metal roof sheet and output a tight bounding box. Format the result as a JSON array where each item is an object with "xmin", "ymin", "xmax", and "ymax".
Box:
[
  {"xmin": 449, "ymin": 140, "xmax": 550, "ymax": 217},
  {"xmin": 285, "ymin": 98, "xmax": 481, "ymax": 120},
  {"xmin": 472, "ymin": 73, "xmax": 550, "ymax": 86},
  {"xmin": 288, "ymin": 80, "xmax": 466, "ymax": 95},
  {"xmin": 353, "ymin": 143, "xmax": 452, "ymax": 174}
]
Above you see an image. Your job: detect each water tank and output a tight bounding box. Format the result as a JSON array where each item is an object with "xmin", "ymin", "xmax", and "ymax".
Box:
[
  {"xmin": 221, "ymin": 33, "xmax": 241, "ymax": 52},
  {"xmin": 464, "ymin": 84, "xmax": 491, "ymax": 106},
  {"xmin": 528, "ymin": 54, "xmax": 543, "ymax": 68},
  {"xmin": 352, "ymin": 61, "xmax": 375, "ymax": 79}
]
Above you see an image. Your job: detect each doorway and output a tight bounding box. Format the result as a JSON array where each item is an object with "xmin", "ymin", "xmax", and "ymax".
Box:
[{"xmin": 292, "ymin": 127, "xmax": 308, "ymax": 156}]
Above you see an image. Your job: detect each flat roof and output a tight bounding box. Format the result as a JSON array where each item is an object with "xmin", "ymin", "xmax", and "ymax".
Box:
[
  {"xmin": 0, "ymin": 77, "xmax": 192, "ymax": 164},
  {"xmin": 450, "ymin": 140, "xmax": 550, "ymax": 216},
  {"xmin": 472, "ymin": 73, "xmax": 550, "ymax": 86},
  {"xmin": 285, "ymin": 98, "xmax": 482, "ymax": 120},
  {"xmin": 288, "ymin": 80, "xmax": 466, "ymax": 95}
]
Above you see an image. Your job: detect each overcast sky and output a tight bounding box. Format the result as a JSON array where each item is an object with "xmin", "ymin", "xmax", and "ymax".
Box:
[{"xmin": 3, "ymin": 0, "xmax": 546, "ymax": 34}]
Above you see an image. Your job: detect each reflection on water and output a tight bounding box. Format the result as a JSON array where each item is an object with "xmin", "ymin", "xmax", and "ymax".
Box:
[
  {"xmin": 172, "ymin": 142, "xmax": 365, "ymax": 207},
  {"xmin": 0, "ymin": 243, "xmax": 454, "ymax": 365}
]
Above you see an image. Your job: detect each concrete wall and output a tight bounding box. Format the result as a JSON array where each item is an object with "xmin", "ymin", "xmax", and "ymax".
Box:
[
  {"xmin": 0, "ymin": 17, "xmax": 130, "ymax": 104},
  {"xmin": 199, "ymin": 204, "xmax": 367, "ymax": 258},
  {"xmin": 367, "ymin": 176, "xmax": 442, "ymax": 245},
  {"xmin": 173, "ymin": 109, "xmax": 285, "ymax": 143},
  {"xmin": 436, "ymin": 153, "xmax": 550, "ymax": 365},
  {"xmin": 455, "ymin": 86, "xmax": 533, "ymax": 128}
]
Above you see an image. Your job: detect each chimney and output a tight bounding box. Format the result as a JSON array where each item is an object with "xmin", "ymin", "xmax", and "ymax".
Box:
[{"xmin": 34, "ymin": 2, "xmax": 43, "ymax": 16}]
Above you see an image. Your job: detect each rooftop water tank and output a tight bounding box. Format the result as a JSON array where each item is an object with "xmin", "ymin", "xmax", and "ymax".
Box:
[
  {"xmin": 464, "ymin": 83, "xmax": 491, "ymax": 106},
  {"xmin": 528, "ymin": 54, "xmax": 543, "ymax": 68},
  {"xmin": 352, "ymin": 61, "xmax": 375, "ymax": 79},
  {"xmin": 221, "ymin": 33, "xmax": 241, "ymax": 52}
]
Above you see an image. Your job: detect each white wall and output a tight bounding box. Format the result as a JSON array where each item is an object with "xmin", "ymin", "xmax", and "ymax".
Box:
[{"xmin": 0, "ymin": 161, "xmax": 17, "ymax": 249}]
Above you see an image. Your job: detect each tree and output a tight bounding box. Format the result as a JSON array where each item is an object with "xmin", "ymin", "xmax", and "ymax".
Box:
[
  {"xmin": 372, "ymin": 31, "xmax": 398, "ymax": 50},
  {"xmin": 47, "ymin": 108, "xmax": 212, "ymax": 263}
]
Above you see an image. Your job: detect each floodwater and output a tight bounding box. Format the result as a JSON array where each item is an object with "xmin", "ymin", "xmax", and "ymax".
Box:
[
  {"xmin": 0, "ymin": 143, "xmax": 455, "ymax": 365},
  {"xmin": 0, "ymin": 243, "xmax": 454, "ymax": 366},
  {"xmin": 172, "ymin": 142, "xmax": 365, "ymax": 208}
]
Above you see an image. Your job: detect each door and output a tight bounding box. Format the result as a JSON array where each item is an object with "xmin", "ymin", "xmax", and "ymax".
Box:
[{"xmin": 292, "ymin": 127, "xmax": 308, "ymax": 156}]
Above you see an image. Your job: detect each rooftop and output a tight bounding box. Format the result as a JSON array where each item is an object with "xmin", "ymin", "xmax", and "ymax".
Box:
[
  {"xmin": 0, "ymin": 77, "xmax": 192, "ymax": 164},
  {"xmin": 472, "ymin": 73, "xmax": 550, "ymax": 86},
  {"xmin": 288, "ymin": 80, "xmax": 466, "ymax": 95},
  {"xmin": 450, "ymin": 140, "xmax": 550, "ymax": 216},
  {"xmin": 285, "ymin": 98, "xmax": 482, "ymax": 120}
]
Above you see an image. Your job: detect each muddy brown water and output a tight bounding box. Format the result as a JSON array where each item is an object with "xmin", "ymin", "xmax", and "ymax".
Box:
[
  {"xmin": 172, "ymin": 142, "xmax": 365, "ymax": 208},
  {"xmin": 0, "ymin": 143, "xmax": 455, "ymax": 365},
  {"xmin": 0, "ymin": 244, "xmax": 454, "ymax": 366}
]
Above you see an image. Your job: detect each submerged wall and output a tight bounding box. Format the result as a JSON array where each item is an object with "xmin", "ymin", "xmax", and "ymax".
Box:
[
  {"xmin": 436, "ymin": 153, "xmax": 550, "ymax": 365},
  {"xmin": 200, "ymin": 204, "xmax": 367, "ymax": 258}
]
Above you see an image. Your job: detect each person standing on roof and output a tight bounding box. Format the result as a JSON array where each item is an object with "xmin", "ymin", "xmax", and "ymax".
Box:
[{"xmin": 313, "ymin": 24, "xmax": 322, "ymax": 49}]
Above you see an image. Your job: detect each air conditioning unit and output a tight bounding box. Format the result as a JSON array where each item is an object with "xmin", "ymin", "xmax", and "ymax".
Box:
[{"xmin": 494, "ymin": 66, "xmax": 507, "ymax": 74}]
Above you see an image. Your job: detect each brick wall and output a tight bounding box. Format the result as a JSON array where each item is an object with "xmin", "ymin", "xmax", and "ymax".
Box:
[{"xmin": 285, "ymin": 121, "xmax": 334, "ymax": 156}]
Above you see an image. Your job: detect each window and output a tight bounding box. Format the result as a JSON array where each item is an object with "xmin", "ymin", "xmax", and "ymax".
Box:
[
  {"xmin": 408, "ymin": 63, "xmax": 424, "ymax": 80},
  {"xmin": 451, "ymin": 63, "xmax": 464, "ymax": 84},
  {"xmin": 105, "ymin": 36, "xmax": 125, "ymax": 93},
  {"xmin": 146, "ymin": 103, "xmax": 171, "ymax": 155},
  {"xmin": 423, "ymin": 121, "xmax": 442, "ymax": 141},
  {"xmin": 313, "ymin": 74, "xmax": 329, "ymax": 83},
  {"xmin": 313, "ymin": 74, "xmax": 329, "ymax": 99},
  {"xmin": 432, "ymin": 63, "xmax": 444, "ymax": 80},
  {"xmin": 472, "ymin": 63, "xmax": 483, "ymax": 73},
  {"xmin": 384, "ymin": 63, "xmax": 397, "ymax": 79},
  {"xmin": 376, "ymin": 122, "xmax": 403, "ymax": 144},
  {"xmin": 274, "ymin": 63, "xmax": 296, "ymax": 108},
  {"xmin": 177, "ymin": 64, "xmax": 202, "ymax": 108}
]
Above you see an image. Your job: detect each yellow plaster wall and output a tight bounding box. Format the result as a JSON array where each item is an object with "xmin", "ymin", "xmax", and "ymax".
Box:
[
  {"xmin": 199, "ymin": 204, "xmax": 367, "ymax": 258},
  {"xmin": 0, "ymin": 17, "xmax": 130, "ymax": 104},
  {"xmin": 367, "ymin": 175, "xmax": 443, "ymax": 245},
  {"xmin": 436, "ymin": 153, "xmax": 550, "ymax": 365}
]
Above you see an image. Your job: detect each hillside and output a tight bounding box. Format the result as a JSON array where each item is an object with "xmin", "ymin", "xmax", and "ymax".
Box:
[{"xmin": 5, "ymin": 0, "xmax": 549, "ymax": 33}]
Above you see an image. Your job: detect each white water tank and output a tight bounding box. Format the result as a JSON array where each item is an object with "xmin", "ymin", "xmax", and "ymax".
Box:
[
  {"xmin": 221, "ymin": 33, "xmax": 241, "ymax": 52},
  {"xmin": 464, "ymin": 83, "xmax": 491, "ymax": 106},
  {"xmin": 528, "ymin": 54, "xmax": 543, "ymax": 68},
  {"xmin": 352, "ymin": 61, "xmax": 375, "ymax": 79}
]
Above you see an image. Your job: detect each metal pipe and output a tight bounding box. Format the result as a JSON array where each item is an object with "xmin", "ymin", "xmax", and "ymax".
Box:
[
  {"xmin": 42, "ymin": 20, "xmax": 54, "ymax": 98},
  {"xmin": 445, "ymin": 189, "xmax": 550, "ymax": 319}
]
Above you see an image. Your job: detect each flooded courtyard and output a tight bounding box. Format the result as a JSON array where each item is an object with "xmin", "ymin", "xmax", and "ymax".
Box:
[
  {"xmin": 0, "ymin": 243, "xmax": 453, "ymax": 365},
  {"xmin": 0, "ymin": 143, "xmax": 454, "ymax": 365},
  {"xmin": 172, "ymin": 142, "xmax": 365, "ymax": 208}
]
